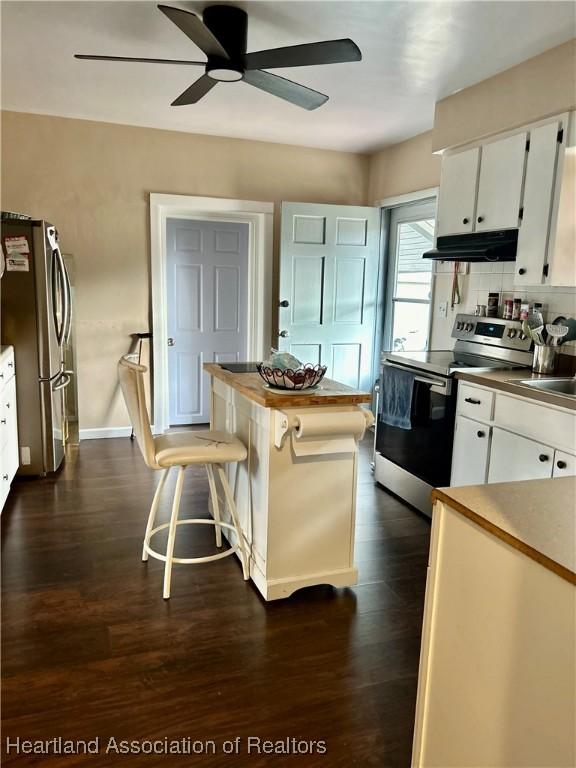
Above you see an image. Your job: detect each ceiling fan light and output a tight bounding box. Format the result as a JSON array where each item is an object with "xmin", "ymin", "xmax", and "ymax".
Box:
[{"xmin": 206, "ymin": 66, "xmax": 243, "ymax": 82}]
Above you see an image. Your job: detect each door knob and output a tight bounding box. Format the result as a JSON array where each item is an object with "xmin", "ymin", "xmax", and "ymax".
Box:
[
  {"xmin": 279, "ymin": 330, "xmax": 289, "ymax": 338},
  {"xmin": 167, "ymin": 337, "xmax": 175, "ymax": 346},
  {"xmin": 279, "ymin": 300, "xmax": 290, "ymax": 308}
]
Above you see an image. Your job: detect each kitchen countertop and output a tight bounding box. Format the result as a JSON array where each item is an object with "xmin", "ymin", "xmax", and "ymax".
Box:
[
  {"xmin": 433, "ymin": 477, "xmax": 576, "ymax": 584},
  {"xmin": 456, "ymin": 368, "xmax": 576, "ymax": 411},
  {"xmin": 204, "ymin": 363, "xmax": 372, "ymax": 408}
]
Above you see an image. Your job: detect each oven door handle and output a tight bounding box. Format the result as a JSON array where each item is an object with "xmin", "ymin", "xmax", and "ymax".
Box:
[{"xmin": 382, "ymin": 361, "xmax": 451, "ymax": 395}]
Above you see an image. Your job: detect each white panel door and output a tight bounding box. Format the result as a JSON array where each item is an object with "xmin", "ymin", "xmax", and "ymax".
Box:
[
  {"xmin": 487, "ymin": 427, "xmax": 553, "ymax": 484},
  {"xmin": 279, "ymin": 202, "xmax": 380, "ymax": 391},
  {"xmin": 475, "ymin": 133, "xmax": 527, "ymax": 232},
  {"xmin": 436, "ymin": 148, "xmax": 480, "ymax": 237},
  {"xmin": 167, "ymin": 218, "xmax": 248, "ymax": 425},
  {"xmin": 451, "ymin": 416, "xmax": 491, "ymax": 487}
]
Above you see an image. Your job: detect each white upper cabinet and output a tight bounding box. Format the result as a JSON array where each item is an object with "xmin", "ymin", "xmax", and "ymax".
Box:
[
  {"xmin": 475, "ymin": 132, "xmax": 527, "ymax": 232},
  {"xmin": 515, "ymin": 121, "xmax": 563, "ymax": 286},
  {"xmin": 436, "ymin": 148, "xmax": 480, "ymax": 237}
]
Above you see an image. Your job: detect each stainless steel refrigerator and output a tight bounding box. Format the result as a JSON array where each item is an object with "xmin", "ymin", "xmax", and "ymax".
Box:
[{"xmin": 1, "ymin": 219, "xmax": 72, "ymax": 475}]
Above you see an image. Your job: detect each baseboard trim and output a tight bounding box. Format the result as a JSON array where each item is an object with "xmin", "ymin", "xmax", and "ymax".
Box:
[{"xmin": 79, "ymin": 426, "xmax": 157, "ymax": 440}]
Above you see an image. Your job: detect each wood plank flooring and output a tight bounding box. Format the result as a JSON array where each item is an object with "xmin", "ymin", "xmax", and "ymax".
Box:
[{"xmin": 1, "ymin": 436, "xmax": 430, "ymax": 767}]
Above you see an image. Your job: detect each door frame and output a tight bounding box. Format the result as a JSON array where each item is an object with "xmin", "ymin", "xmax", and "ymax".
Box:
[{"xmin": 150, "ymin": 193, "xmax": 273, "ymax": 434}]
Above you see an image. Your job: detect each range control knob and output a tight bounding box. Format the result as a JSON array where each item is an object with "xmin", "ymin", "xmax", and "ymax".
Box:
[
  {"xmin": 456, "ymin": 321, "xmax": 463, "ymax": 330},
  {"xmin": 519, "ymin": 331, "xmax": 527, "ymax": 341},
  {"xmin": 507, "ymin": 328, "xmax": 517, "ymax": 339},
  {"xmin": 466, "ymin": 322, "xmax": 474, "ymax": 332}
]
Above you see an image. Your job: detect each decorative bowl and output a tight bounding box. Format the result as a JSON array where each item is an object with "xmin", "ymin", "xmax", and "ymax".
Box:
[{"xmin": 256, "ymin": 363, "xmax": 327, "ymax": 390}]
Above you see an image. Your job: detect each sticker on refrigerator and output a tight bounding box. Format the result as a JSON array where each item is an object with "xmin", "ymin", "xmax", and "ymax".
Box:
[
  {"xmin": 4, "ymin": 235, "xmax": 30, "ymax": 255},
  {"xmin": 4, "ymin": 235, "xmax": 30, "ymax": 271},
  {"xmin": 6, "ymin": 255, "xmax": 29, "ymax": 271}
]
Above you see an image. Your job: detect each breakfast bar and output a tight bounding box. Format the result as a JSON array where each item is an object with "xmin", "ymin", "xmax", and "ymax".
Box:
[{"xmin": 204, "ymin": 363, "xmax": 373, "ymax": 600}]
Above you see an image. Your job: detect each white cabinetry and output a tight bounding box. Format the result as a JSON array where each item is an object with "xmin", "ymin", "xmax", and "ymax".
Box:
[
  {"xmin": 436, "ymin": 111, "xmax": 574, "ymax": 287},
  {"xmin": 475, "ymin": 133, "xmax": 527, "ymax": 232},
  {"xmin": 436, "ymin": 148, "xmax": 480, "ymax": 236},
  {"xmin": 437, "ymin": 134, "xmax": 526, "ymax": 237},
  {"xmin": 553, "ymin": 450, "xmax": 576, "ymax": 477},
  {"xmin": 0, "ymin": 346, "xmax": 18, "ymax": 512},
  {"xmin": 515, "ymin": 120, "xmax": 563, "ymax": 286},
  {"xmin": 451, "ymin": 416, "xmax": 491, "ymax": 487},
  {"xmin": 451, "ymin": 381, "xmax": 576, "ymax": 487},
  {"xmin": 487, "ymin": 427, "xmax": 553, "ymax": 483}
]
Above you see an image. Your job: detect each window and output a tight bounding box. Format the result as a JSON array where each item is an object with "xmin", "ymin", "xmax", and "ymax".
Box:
[{"xmin": 384, "ymin": 201, "xmax": 436, "ymax": 352}]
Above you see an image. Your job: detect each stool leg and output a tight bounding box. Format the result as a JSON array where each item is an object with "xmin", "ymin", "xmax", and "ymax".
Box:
[
  {"xmin": 205, "ymin": 464, "xmax": 222, "ymax": 547},
  {"xmin": 217, "ymin": 465, "xmax": 249, "ymax": 581},
  {"xmin": 163, "ymin": 465, "xmax": 185, "ymax": 600},
  {"xmin": 142, "ymin": 467, "xmax": 170, "ymax": 562}
]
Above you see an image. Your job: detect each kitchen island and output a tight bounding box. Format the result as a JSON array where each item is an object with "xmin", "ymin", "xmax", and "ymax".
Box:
[
  {"xmin": 204, "ymin": 363, "xmax": 373, "ymax": 600},
  {"xmin": 412, "ymin": 476, "xmax": 576, "ymax": 767}
]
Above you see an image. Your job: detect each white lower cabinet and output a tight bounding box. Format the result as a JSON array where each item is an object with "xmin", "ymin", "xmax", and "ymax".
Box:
[
  {"xmin": 451, "ymin": 416, "xmax": 491, "ymax": 487},
  {"xmin": 488, "ymin": 427, "xmax": 553, "ymax": 483},
  {"xmin": 451, "ymin": 381, "xmax": 576, "ymax": 487},
  {"xmin": 0, "ymin": 346, "xmax": 18, "ymax": 513},
  {"xmin": 553, "ymin": 450, "xmax": 576, "ymax": 478}
]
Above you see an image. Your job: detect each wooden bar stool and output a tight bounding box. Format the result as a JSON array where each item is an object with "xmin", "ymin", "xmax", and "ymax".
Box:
[{"xmin": 118, "ymin": 355, "xmax": 250, "ymax": 599}]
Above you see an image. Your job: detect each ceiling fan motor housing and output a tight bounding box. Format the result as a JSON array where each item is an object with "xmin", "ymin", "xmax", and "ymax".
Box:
[{"xmin": 203, "ymin": 5, "xmax": 246, "ymax": 80}]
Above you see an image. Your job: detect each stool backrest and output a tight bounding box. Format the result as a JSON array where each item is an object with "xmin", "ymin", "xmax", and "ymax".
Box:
[{"xmin": 117, "ymin": 355, "xmax": 157, "ymax": 469}]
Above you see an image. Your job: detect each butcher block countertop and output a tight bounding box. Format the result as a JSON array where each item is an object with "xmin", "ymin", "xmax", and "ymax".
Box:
[
  {"xmin": 204, "ymin": 364, "xmax": 372, "ymax": 408},
  {"xmin": 456, "ymin": 368, "xmax": 576, "ymax": 411},
  {"xmin": 433, "ymin": 477, "xmax": 576, "ymax": 584}
]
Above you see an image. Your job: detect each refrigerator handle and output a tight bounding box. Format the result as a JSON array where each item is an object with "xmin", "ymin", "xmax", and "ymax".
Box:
[
  {"xmin": 52, "ymin": 371, "xmax": 71, "ymax": 391},
  {"xmin": 52, "ymin": 246, "xmax": 68, "ymax": 346},
  {"xmin": 61, "ymin": 254, "xmax": 73, "ymax": 345}
]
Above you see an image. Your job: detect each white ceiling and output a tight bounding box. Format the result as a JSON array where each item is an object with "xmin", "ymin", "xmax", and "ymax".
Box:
[{"xmin": 1, "ymin": 1, "xmax": 574, "ymax": 152}]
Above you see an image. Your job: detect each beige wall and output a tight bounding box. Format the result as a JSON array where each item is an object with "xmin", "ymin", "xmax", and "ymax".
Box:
[
  {"xmin": 433, "ymin": 39, "xmax": 576, "ymax": 152},
  {"xmin": 367, "ymin": 131, "xmax": 440, "ymax": 204},
  {"xmin": 0, "ymin": 111, "xmax": 368, "ymax": 431}
]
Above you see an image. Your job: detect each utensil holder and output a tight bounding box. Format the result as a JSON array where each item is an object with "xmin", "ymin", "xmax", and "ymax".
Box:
[{"xmin": 532, "ymin": 345, "xmax": 557, "ymax": 375}]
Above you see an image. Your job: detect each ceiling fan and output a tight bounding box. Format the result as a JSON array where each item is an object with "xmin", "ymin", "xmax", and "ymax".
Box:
[{"xmin": 75, "ymin": 4, "xmax": 362, "ymax": 110}]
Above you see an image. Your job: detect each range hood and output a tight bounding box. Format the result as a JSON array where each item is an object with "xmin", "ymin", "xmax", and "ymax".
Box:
[{"xmin": 423, "ymin": 229, "xmax": 518, "ymax": 262}]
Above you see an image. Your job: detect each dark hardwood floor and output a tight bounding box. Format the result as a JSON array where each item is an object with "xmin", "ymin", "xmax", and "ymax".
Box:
[{"xmin": 1, "ymin": 436, "xmax": 430, "ymax": 767}]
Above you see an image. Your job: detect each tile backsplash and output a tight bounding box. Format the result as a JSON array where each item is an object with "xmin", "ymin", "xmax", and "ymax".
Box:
[{"xmin": 430, "ymin": 260, "xmax": 576, "ymax": 353}]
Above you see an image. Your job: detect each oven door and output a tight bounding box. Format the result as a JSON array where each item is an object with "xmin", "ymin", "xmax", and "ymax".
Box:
[{"xmin": 376, "ymin": 362, "xmax": 457, "ymax": 488}]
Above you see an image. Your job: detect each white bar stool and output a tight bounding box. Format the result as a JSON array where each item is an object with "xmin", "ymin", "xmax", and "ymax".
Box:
[{"xmin": 118, "ymin": 355, "xmax": 250, "ymax": 599}]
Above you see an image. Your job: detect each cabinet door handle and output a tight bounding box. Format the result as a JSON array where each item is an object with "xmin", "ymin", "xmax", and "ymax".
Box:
[
  {"xmin": 2, "ymin": 474, "xmax": 7, "ymax": 481},
  {"xmin": 539, "ymin": 454, "xmax": 549, "ymax": 462},
  {"xmin": 518, "ymin": 268, "xmax": 526, "ymax": 275},
  {"xmin": 477, "ymin": 216, "xmax": 484, "ymax": 223},
  {"xmin": 556, "ymin": 460, "xmax": 567, "ymax": 469},
  {"xmin": 462, "ymin": 217, "xmax": 469, "ymax": 225},
  {"xmin": 477, "ymin": 430, "xmax": 485, "ymax": 438},
  {"xmin": 279, "ymin": 300, "xmax": 289, "ymax": 308},
  {"xmin": 0, "ymin": 419, "xmax": 6, "ymax": 425},
  {"xmin": 464, "ymin": 397, "xmax": 481, "ymax": 405}
]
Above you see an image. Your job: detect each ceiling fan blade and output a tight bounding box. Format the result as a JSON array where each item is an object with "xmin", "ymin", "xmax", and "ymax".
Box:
[
  {"xmin": 243, "ymin": 39, "xmax": 361, "ymax": 70},
  {"xmin": 171, "ymin": 74, "xmax": 217, "ymax": 106},
  {"xmin": 158, "ymin": 5, "xmax": 229, "ymax": 60},
  {"xmin": 74, "ymin": 54, "xmax": 205, "ymax": 66},
  {"xmin": 242, "ymin": 70, "xmax": 328, "ymax": 110}
]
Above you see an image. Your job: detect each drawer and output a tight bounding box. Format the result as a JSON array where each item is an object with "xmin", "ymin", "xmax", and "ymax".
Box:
[
  {"xmin": 0, "ymin": 347, "xmax": 15, "ymax": 385},
  {"xmin": 553, "ymin": 450, "xmax": 576, "ymax": 478},
  {"xmin": 457, "ymin": 383, "xmax": 494, "ymax": 422},
  {"xmin": 494, "ymin": 393, "xmax": 576, "ymax": 454}
]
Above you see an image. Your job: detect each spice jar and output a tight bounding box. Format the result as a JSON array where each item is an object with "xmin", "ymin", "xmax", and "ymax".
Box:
[
  {"xmin": 487, "ymin": 292, "xmax": 499, "ymax": 318},
  {"xmin": 503, "ymin": 299, "xmax": 514, "ymax": 320},
  {"xmin": 512, "ymin": 298, "xmax": 522, "ymax": 321}
]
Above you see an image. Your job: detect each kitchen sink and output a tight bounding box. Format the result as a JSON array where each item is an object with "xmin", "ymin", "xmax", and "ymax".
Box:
[{"xmin": 514, "ymin": 377, "xmax": 576, "ymax": 398}]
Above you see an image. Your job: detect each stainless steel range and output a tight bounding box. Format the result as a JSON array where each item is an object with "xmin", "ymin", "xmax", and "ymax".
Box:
[{"xmin": 375, "ymin": 313, "xmax": 534, "ymax": 517}]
